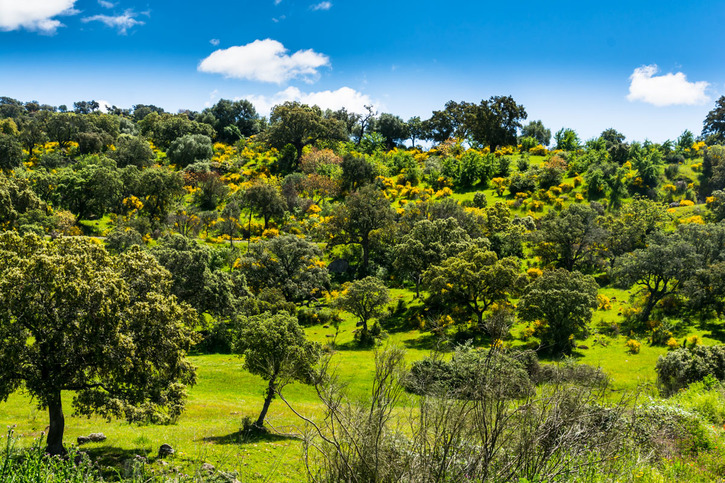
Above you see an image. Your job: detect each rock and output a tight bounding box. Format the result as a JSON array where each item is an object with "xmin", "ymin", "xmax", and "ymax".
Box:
[
  {"xmin": 77, "ymin": 433, "xmax": 106, "ymax": 445},
  {"xmin": 201, "ymin": 462, "xmax": 215, "ymax": 473},
  {"xmin": 158, "ymin": 443, "xmax": 175, "ymax": 458},
  {"xmin": 328, "ymin": 258, "xmax": 349, "ymax": 274},
  {"xmin": 577, "ymin": 345, "xmax": 589, "ymax": 350},
  {"xmin": 157, "ymin": 460, "xmax": 168, "ymax": 467},
  {"xmin": 325, "ymin": 334, "xmax": 334, "ymax": 338},
  {"xmin": 323, "ymin": 325, "xmax": 329, "ymax": 328},
  {"xmin": 669, "ymin": 202, "xmax": 681, "ymax": 208}
]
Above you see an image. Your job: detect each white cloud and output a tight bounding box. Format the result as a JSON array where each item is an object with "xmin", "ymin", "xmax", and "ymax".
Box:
[
  {"xmin": 97, "ymin": 100, "xmax": 112, "ymax": 113},
  {"xmin": 97, "ymin": 0, "xmax": 115, "ymax": 8},
  {"xmin": 627, "ymin": 64, "xmax": 710, "ymax": 107},
  {"xmin": 209, "ymin": 38, "xmax": 220, "ymax": 46},
  {"xmin": 0, "ymin": 0, "xmax": 77, "ymax": 34},
  {"xmin": 242, "ymin": 86, "xmax": 376, "ymax": 116},
  {"xmin": 311, "ymin": 1, "xmax": 332, "ymax": 11},
  {"xmin": 274, "ymin": 0, "xmax": 282, "ymax": 4},
  {"xmin": 81, "ymin": 9, "xmax": 144, "ymax": 34},
  {"xmin": 198, "ymin": 39, "xmax": 330, "ymax": 84}
]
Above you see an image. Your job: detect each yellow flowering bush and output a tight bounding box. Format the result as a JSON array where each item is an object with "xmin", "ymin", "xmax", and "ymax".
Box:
[{"xmin": 626, "ymin": 339, "xmax": 641, "ymax": 354}]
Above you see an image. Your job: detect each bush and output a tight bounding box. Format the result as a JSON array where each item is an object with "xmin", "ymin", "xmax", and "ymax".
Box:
[
  {"xmin": 656, "ymin": 346, "xmax": 725, "ymax": 396},
  {"xmin": 626, "ymin": 339, "xmax": 641, "ymax": 354},
  {"xmin": 167, "ymin": 134, "xmax": 213, "ymax": 167},
  {"xmin": 472, "ymin": 191, "xmax": 487, "ymax": 208}
]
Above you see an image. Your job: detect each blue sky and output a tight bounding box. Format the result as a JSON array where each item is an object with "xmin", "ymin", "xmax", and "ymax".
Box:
[{"xmin": 1, "ymin": 0, "xmax": 723, "ymax": 142}]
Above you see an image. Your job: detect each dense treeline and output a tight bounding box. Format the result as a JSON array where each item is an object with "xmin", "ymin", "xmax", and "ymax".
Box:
[{"xmin": 3, "ymin": 93, "xmax": 725, "ymax": 480}]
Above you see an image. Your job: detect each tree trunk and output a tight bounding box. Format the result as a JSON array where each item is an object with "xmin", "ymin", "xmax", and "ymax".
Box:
[
  {"xmin": 255, "ymin": 377, "xmax": 277, "ymax": 429},
  {"xmin": 45, "ymin": 391, "xmax": 66, "ymax": 456},
  {"xmin": 640, "ymin": 294, "xmax": 659, "ymax": 325},
  {"xmin": 361, "ymin": 238, "xmax": 370, "ymax": 275}
]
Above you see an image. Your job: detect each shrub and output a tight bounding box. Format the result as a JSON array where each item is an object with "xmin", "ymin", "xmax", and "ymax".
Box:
[
  {"xmin": 656, "ymin": 346, "xmax": 725, "ymax": 396},
  {"xmin": 626, "ymin": 339, "xmax": 641, "ymax": 354}
]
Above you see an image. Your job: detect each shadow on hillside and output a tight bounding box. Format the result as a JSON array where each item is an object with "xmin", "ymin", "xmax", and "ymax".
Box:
[
  {"xmin": 699, "ymin": 320, "xmax": 725, "ymax": 343},
  {"xmin": 203, "ymin": 430, "xmax": 298, "ymax": 446},
  {"xmin": 402, "ymin": 333, "xmax": 450, "ymax": 352}
]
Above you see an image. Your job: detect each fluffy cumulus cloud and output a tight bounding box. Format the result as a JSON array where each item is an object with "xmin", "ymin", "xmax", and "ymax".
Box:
[
  {"xmin": 82, "ymin": 9, "xmax": 145, "ymax": 34},
  {"xmin": 627, "ymin": 65, "xmax": 710, "ymax": 107},
  {"xmin": 243, "ymin": 86, "xmax": 375, "ymax": 116},
  {"xmin": 198, "ymin": 39, "xmax": 330, "ymax": 84},
  {"xmin": 311, "ymin": 1, "xmax": 332, "ymax": 11},
  {"xmin": 0, "ymin": 0, "xmax": 77, "ymax": 34}
]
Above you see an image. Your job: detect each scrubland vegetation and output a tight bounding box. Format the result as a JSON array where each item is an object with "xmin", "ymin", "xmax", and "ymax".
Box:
[{"xmin": 3, "ymin": 95, "xmax": 725, "ymax": 481}]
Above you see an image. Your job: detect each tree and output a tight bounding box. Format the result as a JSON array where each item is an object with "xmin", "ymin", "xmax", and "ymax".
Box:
[
  {"xmin": 334, "ymin": 276, "xmax": 390, "ymax": 336},
  {"xmin": 207, "ymin": 98, "xmax": 260, "ymax": 140},
  {"xmin": 55, "ymin": 159, "xmax": 124, "ymax": 220},
  {"xmin": 615, "ymin": 231, "xmax": 699, "ymax": 326},
  {"xmin": 239, "ymin": 180, "xmax": 287, "ymax": 231},
  {"xmin": 167, "ymin": 134, "xmax": 213, "ymax": 167},
  {"xmin": 554, "ymin": 128, "xmax": 580, "ymax": 151},
  {"xmin": 151, "ymin": 234, "xmax": 242, "ymax": 316},
  {"xmin": 327, "ymin": 185, "xmax": 395, "ymax": 274},
  {"xmin": 702, "ymin": 96, "xmax": 725, "ymax": 144},
  {"xmin": 375, "ymin": 113, "xmax": 409, "ymax": 150},
  {"xmin": 533, "ymin": 203, "xmax": 606, "ymax": 271},
  {"xmin": 233, "ymin": 312, "xmax": 320, "ymax": 429},
  {"xmin": 468, "ymin": 95, "xmax": 528, "ymax": 148},
  {"xmin": 521, "ymin": 120, "xmax": 551, "ymax": 146},
  {"xmin": 423, "ymin": 244, "xmax": 520, "ymax": 329},
  {"xmin": 111, "ymin": 134, "xmax": 155, "ymax": 168},
  {"xmin": 601, "ymin": 197, "xmax": 667, "ymax": 268},
  {"xmin": 341, "ymin": 154, "xmax": 375, "ymax": 191},
  {"xmin": 518, "ymin": 269, "xmax": 598, "ymax": 355},
  {"xmin": 407, "ymin": 116, "xmax": 423, "ymax": 147},
  {"xmin": 0, "ymin": 134, "xmax": 23, "ymax": 170},
  {"xmin": 0, "ymin": 234, "xmax": 198, "ymax": 455},
  {"xmin": 136, "ymin": 167, "xmax": 185, "ymax": 222},
  {"xmin": 265, "ymin": 102, "xmax": 347, "ymax": 161},
  {"xmin": 422, "ymin": 100, "xmax": 473, "ymax": 143},
  {"xmin": 393, "ymin": 218, "xmax": 472, "ymax": 297},
  {"xmin": 238, "ymin": 234, "xmax": 330, "ymax": 303},
  {"xmin": 700, "ymin": 145, "xmax": 725, "ymax": 198}
]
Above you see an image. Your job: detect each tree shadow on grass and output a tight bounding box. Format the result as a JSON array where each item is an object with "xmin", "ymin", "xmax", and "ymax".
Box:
[
  {"xmin": 202, "ymin": 430, "xmax": 298, "ymax": 446},
  {"xmin": 699, "ymin": 319, "xmax": 725, "ymax": 343}
]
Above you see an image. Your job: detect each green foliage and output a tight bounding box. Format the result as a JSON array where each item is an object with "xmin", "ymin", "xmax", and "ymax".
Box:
[
  {"xmin": 334, "ymin": 276, "xmax": 390, "ymax": 339},
  {"xmin": 232, "ymin": 312, "xmax": 320, "ymax": 428},
  {"xmin": 615, "ymin": 231, "xmax": 699, "ymax": 327},
  {"xmin": 405, "ymin": 345, "xmax": 534, "ymax": 398},
  {"xmin": 111, "ymin": 134, "xmax": 155, "ymax": 168},
  {"xmin": 0, "ymin": 233, "xmax": 198, "ymax": 454},
  {"xmin": 656, "ymin": 346, "xmax": 725, "ymax": 396},
  {"xmin": 518, "ymin": 268, "xmax": 599, "ymax": 354},
  {"xmin": 238, "ymin": 234, "xmax": 329, "ymax": 303},
  {"xmin": 0, "ymin": 133, "xmax": 23, "ymax": 170},
  {"xmin": 393, "ymin": 217, "xmax": 472, "ymax": 296},
  {"xmin": 522, "ymin": 120, "xmax": 551, "ymax": 146},
  {"xmin": 423, "ymin": 244, "xmax": 520, "ymax": 328},
  {"xmin": 166, "ymin": 134, "xmax": 214, "ymax": 167},
  {"xmin": 533, "ymin": 203, "xmax": 605, "ymax": 271},
  {"xmin": 327, "ymin": 185, "xmax": 394, "ymax": 274},
  {"xmin": 554, "ymin": 128, "xmax": 580, "ymax": 151},
  {"xmin": 151, "ymin": 234, "xmax": 245, "ymax": 316}
]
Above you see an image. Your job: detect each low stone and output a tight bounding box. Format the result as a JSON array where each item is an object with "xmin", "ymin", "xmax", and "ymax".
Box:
[
  {"xmin": 577, "ymin": 345, "xmax": 589, "ymax": 350},
  {"xmin": 158, "ymin": 443, "xmax": 175, "ymax": 458},
  {"xmin": 88, "ymin": 433, "xmax": 106, "ymax": 442},
  {"xmin": 77, "ymin": 436, "xmax": 91, "ymax": 445},
  {"xmin": 201, "ymin": 462, "xmax": 215, "ymax": 473}
]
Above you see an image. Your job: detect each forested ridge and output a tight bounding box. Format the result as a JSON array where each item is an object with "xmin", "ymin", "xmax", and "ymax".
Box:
[{"xmin": 3, "ymin": 94, "xmax": 725, "ymax": 481}]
